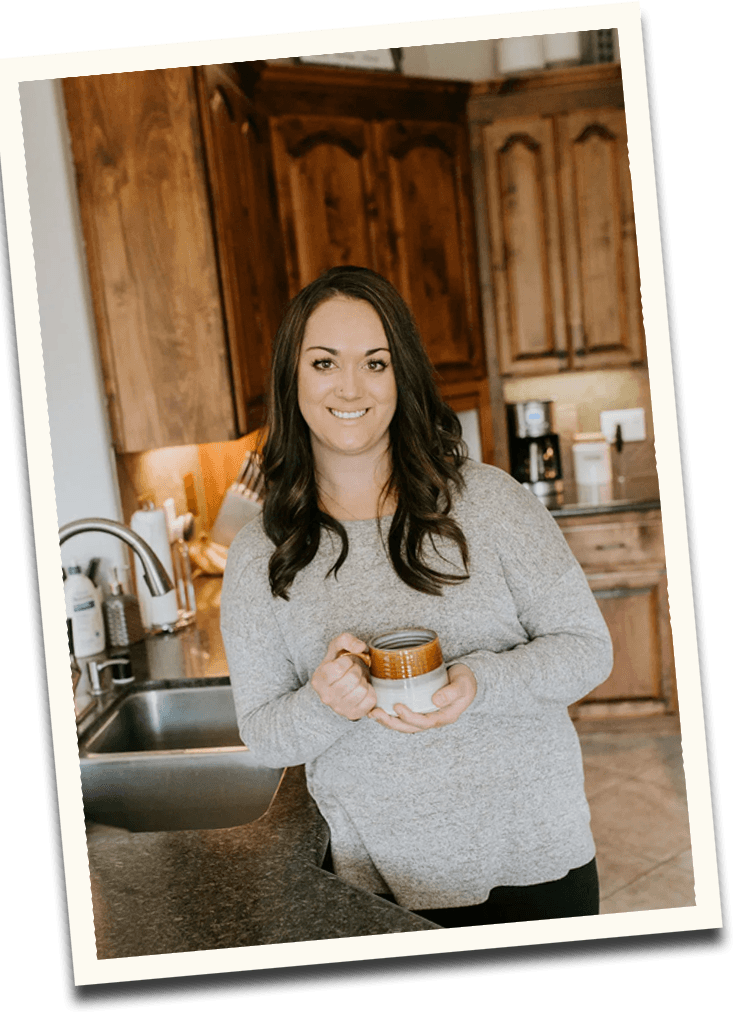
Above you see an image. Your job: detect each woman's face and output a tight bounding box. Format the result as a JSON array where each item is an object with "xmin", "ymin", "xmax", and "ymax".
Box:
[{"xmin": 297, "ymin": 296, "xmax": 398, "ymax": 462}]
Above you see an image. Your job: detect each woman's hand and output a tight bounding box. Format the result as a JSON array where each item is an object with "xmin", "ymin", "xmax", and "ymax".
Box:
[
  {"xmin": 311, "ymin": 633, "xmax": 377, "ymax": 721},
  {"xmin": 368, "ymin": 663, "xmax": 477, "ymax": 733}
]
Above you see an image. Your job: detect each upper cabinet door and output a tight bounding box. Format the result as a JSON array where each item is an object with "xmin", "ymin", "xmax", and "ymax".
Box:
[
  {"xmin": 195, "ymin": 66, "xmax": 289, "ymax": 435},
  {"xmin": 481, "ymin": 115, "xmax": 567, "ymax": 376},
  {"xmin": 63, "ymin": 69, "xmax": 238, "ymax": 453},
  {"xmin": 375, "ymin": 120, "xmax": 486, "ymax": 384},
  {"xmin": 558, "ymin": 107, "xmax": 645, "ymax": 369},
  {"xmin": 269, "ymin": 115, "xmax": 384, "ymax": 295}
]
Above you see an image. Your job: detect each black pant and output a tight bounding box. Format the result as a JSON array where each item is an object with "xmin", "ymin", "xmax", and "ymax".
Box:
[
  {"xmin": 323, "ymin": 844, "xmax": 599, "ymax": 928},
  {"xmin": 409, "ymin": 858, "xmax": 600, "ymax": 928}
]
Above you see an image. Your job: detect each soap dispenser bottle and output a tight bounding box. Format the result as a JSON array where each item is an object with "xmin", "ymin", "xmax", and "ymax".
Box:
[
  {"xmin": 103, "ymin": 567, "xmax": 146, "ymax": 648},
  {"xmin": 64, "ymin": 561, "xmax": 106, "ymax": 658}
]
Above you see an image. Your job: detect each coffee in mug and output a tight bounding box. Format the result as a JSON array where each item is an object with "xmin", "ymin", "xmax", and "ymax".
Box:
[{"xmin": 345, "ymin": 628, "xmax": 449, "ymax": 717}]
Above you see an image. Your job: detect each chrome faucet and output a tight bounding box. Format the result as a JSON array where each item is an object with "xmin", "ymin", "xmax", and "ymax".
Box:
[
  {"xmin": 62, "ymin": 518, "xmax": 175, "ymax": 723},
  {"xmin": 59, "ymin": 517, "xmax": 174, "ymax": 596}
]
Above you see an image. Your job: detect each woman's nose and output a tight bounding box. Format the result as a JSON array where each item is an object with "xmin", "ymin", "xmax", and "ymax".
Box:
[{"xmin": 336, "ymin": 367, "xmax": 362, "ymax": 400}]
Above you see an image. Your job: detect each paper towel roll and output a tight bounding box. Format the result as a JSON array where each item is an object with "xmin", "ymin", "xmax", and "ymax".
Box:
[{"xmin": 130, "ymin": 507, "xmax": 179, "ymax": 630}]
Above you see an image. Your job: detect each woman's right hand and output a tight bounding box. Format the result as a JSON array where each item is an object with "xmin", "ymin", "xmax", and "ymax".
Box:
[{"xmin": 311, "ymin": 633, "xmax": 377, "ymax": 721}]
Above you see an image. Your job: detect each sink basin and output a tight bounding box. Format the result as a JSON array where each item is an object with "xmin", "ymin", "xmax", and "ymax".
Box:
[
  {"xmin": 79, "ymin": 684, "xmax": 283, "ymax": 833},
  {"xmin": 81, "ymin": 684, "xmax": 244, "ymax": 753}
]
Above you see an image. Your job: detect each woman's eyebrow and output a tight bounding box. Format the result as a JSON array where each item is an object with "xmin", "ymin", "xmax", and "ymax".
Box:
[{"xmin": 303, "ymin": 345, "xmax": 390, "ymax": 355}]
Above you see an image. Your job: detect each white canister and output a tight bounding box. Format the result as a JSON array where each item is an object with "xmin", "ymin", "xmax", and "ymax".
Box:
[
  {"xmin": 572, "ymin": 433, "xmax": 613, "ymax": 504},
  {"xmin": 542, "ymin": 32, "xmax": 582, "ymax": 67},
  {"xmin": 498, "ymin": 36, "xmax": 545, "ymax": 75}
]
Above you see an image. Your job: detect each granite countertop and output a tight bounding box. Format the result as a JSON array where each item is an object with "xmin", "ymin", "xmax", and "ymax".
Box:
[
  {"xmin": 549, "ymin": 476, "xmax": 661, "ymax": 519},
  {"xmin": 87, "ymin": 766, "xmax": 437, "ymax": 958}
]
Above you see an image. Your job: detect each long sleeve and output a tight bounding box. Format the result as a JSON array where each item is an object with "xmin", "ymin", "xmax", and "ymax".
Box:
[
  {"xmin": 450, "ymin": 470, "xmax": 614, "ymax": 717},
  {"xmin": 220, "ymin": 528, "xmax": 355, "ymax": 768},
  {"xmin": 452, "ymin": 561, "xmax": 613, "ymax": 716}
]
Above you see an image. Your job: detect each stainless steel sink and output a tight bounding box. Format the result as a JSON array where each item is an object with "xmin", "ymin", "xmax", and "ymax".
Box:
[
  {"xmin": 79, "ymin": 684, "xmax": 283, "ymax": 833},
  {"xmin": 82, "ymin": 684, "xmax": 244, "ymax": 753}
]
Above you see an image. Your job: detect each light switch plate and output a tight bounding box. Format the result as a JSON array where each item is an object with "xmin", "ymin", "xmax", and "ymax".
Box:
[{"xmin": 600, "ymin": 408, "xmax": 646, "ymax": 442}]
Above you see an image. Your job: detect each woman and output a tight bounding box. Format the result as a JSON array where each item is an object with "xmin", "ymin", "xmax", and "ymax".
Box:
[{"xmin": 220, "ymin": 266, "xmax": 613, "ymax": 928}]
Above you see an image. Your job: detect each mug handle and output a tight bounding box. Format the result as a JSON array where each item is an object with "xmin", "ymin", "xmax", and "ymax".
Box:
[{"xmin": 336, "ymin": 648, "xmax": 371, "ymax": 669}]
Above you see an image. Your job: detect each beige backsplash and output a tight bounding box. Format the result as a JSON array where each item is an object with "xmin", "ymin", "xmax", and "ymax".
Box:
[
  {"xmin": 503, "ymin": 366, "xmax": 659, "ymax": 495},
  {"xmin": 116, "ymin": 431, "xmax": 263, "ymax": 535},
  {"xmin": 117, "ymin": 444, "xmax": 206, "ymax": 531}
]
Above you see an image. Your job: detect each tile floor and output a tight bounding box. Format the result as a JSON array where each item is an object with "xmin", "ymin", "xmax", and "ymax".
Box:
[{"xmin": 577, "ymin": 719, "xmax": 695, "ymax": 914}]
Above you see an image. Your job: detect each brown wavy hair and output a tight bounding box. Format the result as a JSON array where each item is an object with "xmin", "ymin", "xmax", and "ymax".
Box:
[{"xmin": 261, "ymin": 266, "xmax": 470, "ymax": 600}]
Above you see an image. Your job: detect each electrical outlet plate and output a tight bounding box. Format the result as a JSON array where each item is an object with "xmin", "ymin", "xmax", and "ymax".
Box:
[{"xmin": 600, "ymin": 408, "xmax": 646, "ymax": 443}]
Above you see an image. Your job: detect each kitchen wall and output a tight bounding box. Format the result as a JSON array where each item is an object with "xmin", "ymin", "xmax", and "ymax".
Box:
[
  {"xmin": 271, "ymin": 31, "xmax": 619, "ymax": 81},
  {"xmin": 20, "ymin": 79, "xmax": 127, "ymax": 583},
  {"xmin": 401, "ymin": 41, "xmax": 497, "ymax": 79}
]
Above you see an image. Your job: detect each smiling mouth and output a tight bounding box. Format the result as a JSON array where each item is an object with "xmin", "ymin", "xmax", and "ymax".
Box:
[{"xmin": 329, "ymin": 408, "xmax": 368, "ymax": 419}]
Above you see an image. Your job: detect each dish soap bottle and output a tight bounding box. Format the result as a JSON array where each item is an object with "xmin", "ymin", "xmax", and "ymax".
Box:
[
  {"xmin": 65, "ymin": 561, "xmax": 106, "ymax": 658},
  {"xmin": 103, "ymin": 567, "xmax": 146, "ymax": 648}
]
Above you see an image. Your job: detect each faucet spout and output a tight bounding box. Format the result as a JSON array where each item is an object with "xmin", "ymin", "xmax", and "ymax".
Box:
[{"xmin": 59, "ymin": 517, "xmax": 174, "ymax": 596}]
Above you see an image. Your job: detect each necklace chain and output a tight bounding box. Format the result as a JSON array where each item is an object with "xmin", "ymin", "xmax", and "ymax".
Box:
[{"xmin": 318, "ymin": 485, "xmax": 361, "ymax": 521}]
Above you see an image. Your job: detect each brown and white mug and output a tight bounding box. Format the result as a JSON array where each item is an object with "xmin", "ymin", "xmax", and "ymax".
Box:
[{"xmin": 342, "ymin": 627, "xmax": 449, "ymax": 716}]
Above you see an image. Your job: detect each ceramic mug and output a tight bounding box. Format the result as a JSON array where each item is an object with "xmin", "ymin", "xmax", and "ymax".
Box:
[{"xmin": 341, "ymin": 627, "xmax": 449, "ymax": 717}]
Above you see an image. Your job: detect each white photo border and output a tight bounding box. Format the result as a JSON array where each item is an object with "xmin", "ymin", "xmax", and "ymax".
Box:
[{"xmin": 0, "ymin": 1, "xmax": 721, "ymax": 987}]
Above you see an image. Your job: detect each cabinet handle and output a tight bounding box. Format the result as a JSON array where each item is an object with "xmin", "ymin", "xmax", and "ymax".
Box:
[
  {"xmin": 593, "ymin": 587, "xmax": 650, "ymax": 599},
  {"xmin": 210, "ymin": 86, "xmax": 234, "ymax": 122},
  {"xmin": 240, "ymin": 116, "xmax": 261, "ymax": 142},
  {"xmin": 595, "ymin": 542, "xmax": 626, "ymax": 551}
]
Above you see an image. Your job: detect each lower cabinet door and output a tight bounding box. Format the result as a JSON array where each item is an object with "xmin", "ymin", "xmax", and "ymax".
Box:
[{"xmin": 578, "ymin": 570, "xmax": 676, "ymax": 714}]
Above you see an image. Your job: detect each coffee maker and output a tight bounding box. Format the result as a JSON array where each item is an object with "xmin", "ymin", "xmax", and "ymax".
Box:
[{"xmin": 506, "ymin": 401, "xmax": 564, "ymax": 508}]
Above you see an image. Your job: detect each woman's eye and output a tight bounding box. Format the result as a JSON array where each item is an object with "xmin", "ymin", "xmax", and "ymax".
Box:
[
  {"xmin": 366, "ymin": 359, "xmax": 389, "ymax": 372},
  {"xmin": 312, "ymin": 359, "xmax": 335, "ymax": 371}
]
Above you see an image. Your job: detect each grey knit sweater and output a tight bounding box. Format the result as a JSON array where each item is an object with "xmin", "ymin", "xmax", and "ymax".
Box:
[{"xmin": 220, "ymin": 462, "xmax": 613, "ymax": 910}]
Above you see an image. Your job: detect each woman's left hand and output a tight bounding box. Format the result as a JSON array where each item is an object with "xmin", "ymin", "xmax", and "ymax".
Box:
[{"xmin": 368, "ymin": 663, "xmax": 477, "ymax": 733}]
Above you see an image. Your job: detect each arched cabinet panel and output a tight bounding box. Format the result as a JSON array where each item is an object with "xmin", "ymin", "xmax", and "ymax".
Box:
[
  {"xmin": 469, "ymin": 65, "xmax": 646, "ymax": 379},
  {"xmin": 481, "ymin": 115, "xmax": 567, "ymax": 375},
  {"xmin": 375, "ymin": 120, "xmax": 485, "ymax": 382},
  {"xmin": 270, "ymin": 116, "xmax": 383, "ymax": 294},
  {"xmin": 559, "ymin": 108, "xmax": 645, "ymax": 368}
]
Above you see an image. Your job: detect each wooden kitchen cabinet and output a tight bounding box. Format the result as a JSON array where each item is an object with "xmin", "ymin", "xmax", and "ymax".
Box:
[
  {"xmin": 195, "ymin": 65, "xmax": 290, "ymax": 438},
  {"xmin": 469, "ymin": 64, "xmax": 646, "ymax": 378},
  {"xmin": 558, "ymin": 106, "xmax": 645, "ymax": 369},
  {"xmin": 373, "ymin": 118, "xmax": 486, "ymax": 389},
  {"xmin": 480, "ymin": 114, "xmax": 568, "ymax": 375},
  {"xmin": 63, "ymin": 69, "xmax": 238, "ymax": 452},
  {"xmin": 269, "ymin": 108, "xmax": 485, "ymax": 388},
  {"xmin": 556, "ymin": 507, "xmax": 677, "ymax": 718},
  {"xmin": 268, "ymin": 114, "xmax": 383, "ymax": 293},
  {"xmin": 64, "ymin": 62, "xmax": 499, "ymax": 459},
  {"xmin": 63, "ymin": 66, "xmax": 288, "ymax": 453},
  {"xmin": 256, "ymin": 64, "xmax": 495, "ymax": 461}
]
